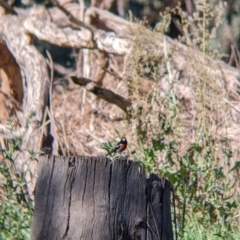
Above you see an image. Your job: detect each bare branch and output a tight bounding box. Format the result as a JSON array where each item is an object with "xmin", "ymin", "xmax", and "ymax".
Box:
[
  {"xmin": 71, "ymin": 76, "xmax": 132, "ymax": 113},
  {"xmin": 0, "ymin": 0, "xmax": 17, "ymax": 15},
  {"xmin": 48, "ymin": 0, "xmax": 94, "ymax": 36}
]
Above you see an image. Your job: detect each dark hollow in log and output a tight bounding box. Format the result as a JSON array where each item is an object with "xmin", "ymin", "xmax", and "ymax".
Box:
[{"xmin": 31, "ymin": 155, "xmax": 173, "ymax": 240}]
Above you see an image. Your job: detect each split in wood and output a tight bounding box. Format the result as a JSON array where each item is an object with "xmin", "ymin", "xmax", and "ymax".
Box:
[{"xmin": 31, "ymin": 156, "xmax": 174, "ymax": 240}]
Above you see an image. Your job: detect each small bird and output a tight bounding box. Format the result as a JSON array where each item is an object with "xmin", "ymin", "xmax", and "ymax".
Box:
[{"xmin": 106, "ymin": 137, "xmax": 128, "ymax": 156}]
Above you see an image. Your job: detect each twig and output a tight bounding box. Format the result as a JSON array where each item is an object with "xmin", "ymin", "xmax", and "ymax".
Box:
[
  {"xmin": 48, "ymin": 0, "xmax": 94, "ymax": 37},
  {"xmin": 0, "ymin": 0, "xmax": 17, "ymax": 15},
  {"xmin": 38, "ymin": 106, "xmax": 49, "ymax": 153},
  {"xmin": 101, "ymin": 66, "xmax": 122, "ymax": 81},
  {"xmin": 79, "ymin": 0, "xmax": 84, "ymax": 22},
  {"xmin": 46, "ymin": 50, "xmax": 59, "ymax": 155},
  {"xmin": 223, "ymin": 98, "xmax": 240, "ymax": 113},
  {"xmin": 71, "ymin": 76, "xmax": 132, "ymax": 113}
]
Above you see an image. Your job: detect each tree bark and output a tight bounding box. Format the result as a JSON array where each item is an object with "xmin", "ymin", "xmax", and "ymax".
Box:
[
  {"xmin": 31, "ymin": 155, "xmax": 173, "ymax": 240},
  {"xmin": 0, "ymin": 15, "xmax": 50, "ymax": 198}
]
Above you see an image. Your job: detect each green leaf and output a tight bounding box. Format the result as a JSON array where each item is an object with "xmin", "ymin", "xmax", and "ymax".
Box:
[{"xmin": 229, "ymin": 161, "xmax": 240, "ymax": 172}]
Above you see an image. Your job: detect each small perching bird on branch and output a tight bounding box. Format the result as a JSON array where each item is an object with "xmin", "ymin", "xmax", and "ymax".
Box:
[{"xmin": 106, "ymin": 137, "xmax": 128, "ymax": 156}]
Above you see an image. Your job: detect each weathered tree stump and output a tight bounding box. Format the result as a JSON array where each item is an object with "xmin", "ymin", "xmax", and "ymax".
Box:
[{"xmin": 31, "ymin": 155, "xmax": 173, "ymax": 240}]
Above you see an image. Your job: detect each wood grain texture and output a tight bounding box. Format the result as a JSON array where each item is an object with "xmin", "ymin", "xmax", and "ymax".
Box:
[
  {"xmin": 31, "ymin": 156, "xmax": 158, "ymax": 240},
  {"xmin": 0, "ymin": 15, "xmax": 50, "ymax": 198},
  {"xmin": 146, "ymin": 174, "xmax": 173, "ymax": 240}
]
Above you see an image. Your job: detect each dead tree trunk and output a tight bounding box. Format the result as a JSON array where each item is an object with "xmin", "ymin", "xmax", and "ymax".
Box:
[{"xmin": 31, "ymin": 155, "xmax": 173, "ymax": 240}]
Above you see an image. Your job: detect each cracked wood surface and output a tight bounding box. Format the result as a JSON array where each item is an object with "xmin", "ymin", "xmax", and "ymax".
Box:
[
  {"xmin": 146, "ymin": 174, "xmax": 173, "ymax": 240},
  {"xmin": 31, "ymin": 156, "xmax": 173, "ymax": 240}
]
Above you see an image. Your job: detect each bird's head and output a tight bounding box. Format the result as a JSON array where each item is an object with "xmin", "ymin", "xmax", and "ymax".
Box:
[{"xmin": 121, "ymin": 137, "xmax": 127, "ymax": 143}]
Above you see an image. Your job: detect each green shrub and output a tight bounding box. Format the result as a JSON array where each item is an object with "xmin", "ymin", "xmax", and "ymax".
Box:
[
  {"xmin": 126, "ymin": 1, "xmax": 240, "ymax": 238},
  {"xmin": 0, "ymin": 120, "xmax": 33, "ymax": 240}
]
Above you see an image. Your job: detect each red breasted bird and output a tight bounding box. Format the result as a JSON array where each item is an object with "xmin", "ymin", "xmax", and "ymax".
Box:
[{"xmin": 106, "ymin": 137, "xmax": 128, "ymax": 156}]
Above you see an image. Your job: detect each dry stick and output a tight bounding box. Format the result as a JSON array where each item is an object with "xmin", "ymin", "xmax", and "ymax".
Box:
[
  {"xmin": 77, "ymin": 0, "xmax": 88, "ymax": 116},
  {"xmin": 46, "ymin": 107, "xmax": 65, "ymax": 156},
  {"xmin": 223, "ymin": 98, "xmax": 240, "ymax": 113},
  {"xmin": 38, "ymin": 106, "xmax": 49, "ymax": 153},
  {"xmin": 46, "ymin": 50, "xmax": 59, "ymax": 155},
  {"xmin": 0, "ymin": 0, "xmax": 18, "ymax": 15},
  {"xmin": 94, "ymin": 51, "xmax": 108, "ymax": 85},
  {"xmin": 81, "ymin": 49, "xmax": 89, "ymax": 115},
  {"xmin": 48, "ymin": 0, "xmax": 95, "ymax": 38},
  {"xmin": 79, "ymin": 0, "xmax": 85, "ymax": 21},
  {"xmin": 231, "ymin": 44, "xmax": 240, "ymax": 69},
  {"xmin": 59, "ymin": 115, "xmax": 69, "ymax": 155},
  {"xmin": 71, "ymin": 76, "xmax": 132, "ymax": 113},
  {"xmin": 101, "ymin": 66, "xmax": 123, "ymax": 81}
]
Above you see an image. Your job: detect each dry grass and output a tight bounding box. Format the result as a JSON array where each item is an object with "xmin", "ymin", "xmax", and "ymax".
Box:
[
  {"xmin": 52, "ymin": 42, "xmax": 240, "ymax": 158},
  {"xmin": 51, "ymin": 20, "xmax": 240, "ymax": 209},
  {"xmin": 52, "ymin": 61, "xmax": 130, "ymax": 156}
]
